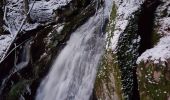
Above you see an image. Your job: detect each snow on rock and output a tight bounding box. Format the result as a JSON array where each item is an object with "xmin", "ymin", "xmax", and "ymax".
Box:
[
  {"xmin": 137, "ymin": 36, "xmax": 170, "ymax": 64},
  {"xmin": 0, "ymin": 0, "xmax": 71, "ymax": 62},
  {"xmin": 5, "ymin": 0, "xmax": 71, "ymax": 34},
  {"xmin": 104, "ymin": 0, "xmax": 114, "ymax": 18},
  {"xmin": 30, "ymin": 0, "xmax": 71, "ymax": 23},
  {"xmin": 137, "ymin": 1, "xmax": 170, "ymax": 64},
  {"xmin": 157, "ymin": 17, "xmax": 170, "ymax": 35},
  {"xmin": 107, "ymin": 0, "xmax": 144, "ymax": 50},
  {"xmin": 56, "ymin": 25, "xmax": 64, "ymax": 34},
  {"xmin": 0, "ymin": 35, "xmax": 13, "ymax": 60}
]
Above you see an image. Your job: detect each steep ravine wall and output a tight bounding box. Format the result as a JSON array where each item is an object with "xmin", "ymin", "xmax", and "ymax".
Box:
[
  {"xmin": 94, "ymin": 1, "xmax": 141, "ymax": 99},
  {"xmin": 94, "ymin": 0, "xmax": 165, "ymax": 100}
]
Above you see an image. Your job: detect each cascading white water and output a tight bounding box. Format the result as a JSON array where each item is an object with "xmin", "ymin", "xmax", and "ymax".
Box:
[{"xmin": 36, "ymin": 0, "xmax": 113, "ymax": 100}]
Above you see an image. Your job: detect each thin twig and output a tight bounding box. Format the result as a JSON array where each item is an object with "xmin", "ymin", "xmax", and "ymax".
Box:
[
  {"xmin": 0, "ymin": 38, "xmax": 31, "ymax": 63},
  {"xmin": 0, "ymin": 0, "xmax": 36, "ymax": 63},
  {"xmin": 16, "ymin": 0, "xmax": 36, "ymax": 35},
  {"xmin": 3, "ymin": 6, "xmax": 12, "ymax": 34}
]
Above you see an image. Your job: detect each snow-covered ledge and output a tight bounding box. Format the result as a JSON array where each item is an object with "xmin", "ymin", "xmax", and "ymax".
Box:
[
  {"xmin": 137, "ymin": 1, "xmax": 170, "ymax": 99},
  {"xmin": 137, "ymin": 0, "xmax": 170, "ymax": 64}
]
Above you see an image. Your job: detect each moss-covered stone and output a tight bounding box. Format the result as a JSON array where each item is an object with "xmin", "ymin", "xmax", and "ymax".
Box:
[
  {"xmin": 7, "ymin": 80, "xmax": 32, "ymax": 100},
  {"xmin": 105, "ymin": 3, "xmax": 117, "ymax": 48},
  {"xmin": 115, "ymin": 10, "xmax": 141, "ymax": 100},
  {"xmin": 94, "ymin": 3, "xmax": 124, "ymax": 100},
  {"xmin": 151, "ymin": 29, "xmax": 161, "ymax": 47},
  {"xmin": 95, "ymin": 50, "xmax": 123, "ymax": 100},
  {"xmin": 137, "ymin": 61, "xmax": 170, "ymax": 100},
  {"xmin": 95, "ymin": 2, "xmax": 141, "ymax": 99}
]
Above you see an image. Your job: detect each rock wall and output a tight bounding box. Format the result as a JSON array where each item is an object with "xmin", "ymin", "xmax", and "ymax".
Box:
[
  {"xmin": 137, "ymin": 0, "xmax": 170, "ymax": 99},
  {"xmin": 95, "ymin": 0, "xmax": 142, "ymax": 99},
  {"xmin": 94, "ymin": 0, "xmax": 170, "ymax": 100}
]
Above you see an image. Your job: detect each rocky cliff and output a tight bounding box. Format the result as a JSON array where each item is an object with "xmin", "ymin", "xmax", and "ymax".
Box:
[
  {"xmin": 0, "ymin": 0, "xmax": 170, "ymax": 100},
  {"xmin": 94, "ymin": 0, "xmax": 170, "ymax": 100}
]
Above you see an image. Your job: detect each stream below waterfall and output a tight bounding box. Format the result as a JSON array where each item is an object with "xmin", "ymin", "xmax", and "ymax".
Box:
[{"xmin": 35, "ymin": 0, "xmax": 113, "ymax": 100}]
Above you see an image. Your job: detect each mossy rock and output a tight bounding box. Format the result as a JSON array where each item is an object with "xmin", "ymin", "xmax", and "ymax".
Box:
[
  {"xmin": 95, "ymin": 3, "xmax": 142, "ymax": 99},
  {"xmin": 94, "ymin": 3, "xmax": 124, "ymax": 100},
  {"xmin": 95, "ymin": 50, "xmax": 123, "ymax": 100},
  {"xmin": 151, "ymin": 30, "xmax": 161, "ymax": 47},
  {"xmin": 116, "ymin": 10, "xmax": 141, "ymax": 99},
  {"xmin": 137, "ymin": 61, "xmax": 170, "ymax": 100},
  {"xmin": 7, "ymin": 80, "xmax": 32, "ymax": 100}
]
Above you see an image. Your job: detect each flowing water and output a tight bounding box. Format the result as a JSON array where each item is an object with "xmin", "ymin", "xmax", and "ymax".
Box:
[{"xmin": 36, "ymin": 0, "xmax": 113, "ymax": 100}]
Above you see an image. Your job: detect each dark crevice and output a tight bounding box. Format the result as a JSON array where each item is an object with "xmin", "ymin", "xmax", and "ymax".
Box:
[
  {"xmin": 138, "ymin": 0, "xmax": 161, "ymax": 55},
  {"xmin": 117, "ymin": 0, "xmax": 161, "ymax": 99},
  {"xmin": 132, "ymin": 68, "xmax": 140, "ymax": 100},
  {"xmin": 134, "ymin": 0, "xmax": 161, "ymax": 100}
]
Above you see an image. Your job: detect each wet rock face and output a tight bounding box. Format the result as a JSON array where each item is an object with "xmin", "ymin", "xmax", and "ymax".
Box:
[{"xmin": 0, "ymin": 0, "xmax": 102, "ymax": 99}]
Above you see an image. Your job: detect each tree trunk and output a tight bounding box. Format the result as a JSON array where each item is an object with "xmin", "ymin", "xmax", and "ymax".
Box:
[
  {"xmin": 0, "ymin": 0, "xmax": 3, "ymax": 35},
  {"xmin": 24, "ymin": 0, "xmax": 31, "ymax": 23}
]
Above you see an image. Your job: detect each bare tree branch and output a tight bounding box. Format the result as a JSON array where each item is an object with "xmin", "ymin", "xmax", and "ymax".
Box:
[{"xmin": 0, "ymin": 0, "xmax": 36, "ymax": 63}]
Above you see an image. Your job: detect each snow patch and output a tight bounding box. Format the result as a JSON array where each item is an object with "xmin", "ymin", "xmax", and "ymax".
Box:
[
  {"xmin": 0, "ymin": 35, "xmax": 13, "ymax": 59},
  {"xmin": 56, "ymin": 25, "xmax": 64, "ymax": 34},
  {"xmin": 108, "ymin": 0, "xmax": 144, "ymax": 50},
  {"xmin": 137, "ymin": 36, "xmax": 170, "ymax": 64}
]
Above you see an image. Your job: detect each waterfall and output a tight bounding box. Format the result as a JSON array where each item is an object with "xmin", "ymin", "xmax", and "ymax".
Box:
[{"xmin": 36, "ymin": 0, "xmax": 113, "ymax": 100}]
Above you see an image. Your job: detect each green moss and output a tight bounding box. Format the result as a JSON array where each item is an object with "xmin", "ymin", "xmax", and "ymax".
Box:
[
  {"xmin": 160, "ymin": 8, "xmax": 168, "ymax": 18},
  {"xmin": 138, "ymin": 62, "xmax": 170, "ymax": 100},
  {"xmin": 95, "ymin": 50, "xmax": 123, "ymax": 100},
  {"xmin": 94, "ymin": 4, "xmax": 124, "ymax": 100},
  {"xmin": 106, "ymin": 3, "xmax": 117, "ymax": 47},
  {"xmin": 151, "ymin": 30, "xmax": 161, "ymax": 46},
  {"xmin": 7, "ymin": 80, "xmax": 32, "ymax": 100},
  {"xmin": 116, "ymin": 10, "xmax": 140, "ymax": 99}
]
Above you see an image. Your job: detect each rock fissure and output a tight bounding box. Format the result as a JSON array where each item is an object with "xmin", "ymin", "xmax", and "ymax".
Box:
[{"xmin": 138, "ymin": 0, "xmax": 161, "ymax": 55}]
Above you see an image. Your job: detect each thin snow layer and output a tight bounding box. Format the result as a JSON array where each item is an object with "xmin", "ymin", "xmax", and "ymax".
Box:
[
  {"xmin": 137, "ymin": 1, "xmax": 170, "ymax": 64},
  {"xmin": 0, "ymin": 0, "xmax": 71, "ymax": 61},
  {"xmin": 158, "ymin": 17, "xmax": 170, "ymax": 35},
  {"xmin": 107, "ymin": 0, "xmax": 144, "ymax": 50},
  {"xmin": 104, "ymin": 0, "xmax": 114, "ymax": 18},
  {"xmin": 137, "ymin": 36, "xmax": 170, "ymax": 64},
  {"xmin": 6, "ymin": 0, "xmax": 71, "ymax": 34},
  {"xmin": 0, "ymin": 35, "xmax": 12, "ymax": 59},
  {"xmin": 5, "ymin": 0, "xmax": 37, "ymax": 34},
  {"xmin": 31, "ymin": 0, "xmax": 71, "ymax": 22}
]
